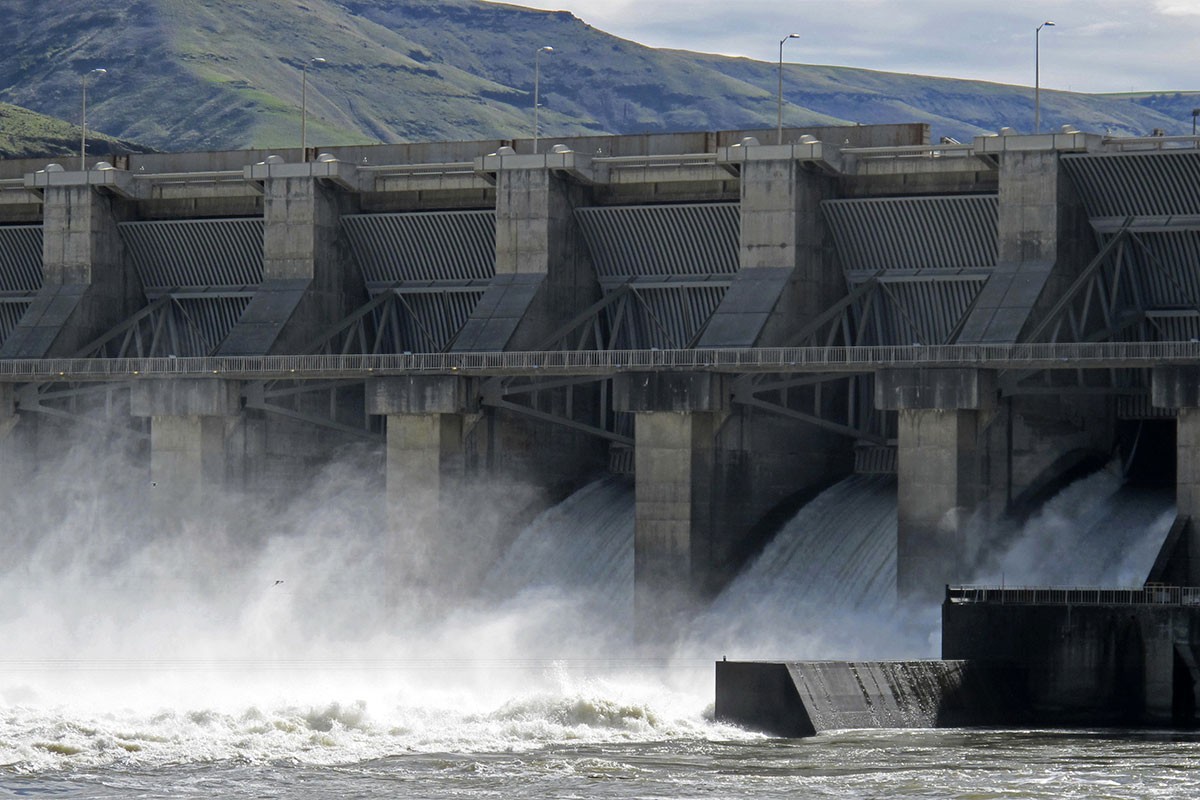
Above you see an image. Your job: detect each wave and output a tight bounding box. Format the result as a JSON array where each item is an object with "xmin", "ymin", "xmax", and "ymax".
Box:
[{"xmin": 0, "ymin": 675, "xmax": 746, "ymax": 772}]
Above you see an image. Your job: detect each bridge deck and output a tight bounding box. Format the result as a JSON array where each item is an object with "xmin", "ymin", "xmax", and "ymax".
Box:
[{"xmin": 0, "ymin": 342, "xmax": 1196, "ymax": 382}]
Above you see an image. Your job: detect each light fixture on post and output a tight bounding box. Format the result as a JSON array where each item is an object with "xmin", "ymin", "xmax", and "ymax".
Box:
[
  {"xmin": 1035, "ymin": 21, "xmax": 1055, "ymax": 134},
  {"xmin": 80, "ymin": 68, "xmax": 107, "ymax": 171},
  {"xmin": 778, "ymin": 33, "xmax": 800, "ymax": 145},
  {"xmin": 534, "ymin": 45, "xmax": 554, "ymax": 154},
  {"xmin": 301, "ymin": 57, "xmax": 327, "ymax": 161}
]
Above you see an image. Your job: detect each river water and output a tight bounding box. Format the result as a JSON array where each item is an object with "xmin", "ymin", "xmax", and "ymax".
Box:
[{"xmin": 0, "ymin": 452, "xmax": 1182, "ymax": 797}]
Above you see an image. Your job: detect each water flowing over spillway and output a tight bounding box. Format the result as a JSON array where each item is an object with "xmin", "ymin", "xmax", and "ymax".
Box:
[
  {"xmin": 0, "ymin": 443, "xmax": 1185, "ymax": 791},
  {"xmin": 0, "ymin": 452, "xmax": 721, "ymax": 779},
  {"xmin": 685, "ymin": 474, "xmax": 912, "ymax": 660},
  {"xmin": 714, "ymin": 474, "xmax": 899, "ymax": 615},
  {"xmin": 483, "ymin": 476, "xmax": 634, "ymax": 624},
  {"xmin": 972, "ymin": 465, "xmax": 1175, "ymax": 587}
]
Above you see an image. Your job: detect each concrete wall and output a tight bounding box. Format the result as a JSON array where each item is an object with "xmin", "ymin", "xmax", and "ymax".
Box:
[
  {"xmin": 1, "ymin": 182, "xmax": 141, "ymax": 358},
  {"xmin": 958, "ymin": 147, "xmax": 1095, "ymax": 344},
  {"xmin": 944, "ymin": 600, "xmax": 1200, "ymax": 726},
  {"xmin": 715, "ymin": 659, "xmax": 1028, "ymax": 737}
]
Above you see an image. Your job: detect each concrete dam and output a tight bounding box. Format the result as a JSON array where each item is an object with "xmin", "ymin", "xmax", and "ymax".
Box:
[{"xmin": 0, "ymin": 122, "xmax": 1198, "ymax": 637}]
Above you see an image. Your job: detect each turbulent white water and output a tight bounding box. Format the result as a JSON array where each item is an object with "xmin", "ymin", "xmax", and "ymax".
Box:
[
  {"xmin": 685, "ymin": 474, "xmax": 930, "ymax": 661},
  {"xmin": 0, "ymin": 441, "xmax": 716, "ymax": 775},
  {"xmin": 0, "ymin": 436, "xmax": 1185, "ymax": 794},
  {"xmin": 971, "ymin": 463, "xmax": 1175, "ymax": 587},
  {"xmin": 483, "ymin": 476, "xmax": 634, "ymax": 624}
]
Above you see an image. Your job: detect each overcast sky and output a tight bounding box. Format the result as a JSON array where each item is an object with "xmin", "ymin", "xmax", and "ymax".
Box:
[{"xmin": 510, "ymin": 0, "xmax": 1199, "ymax": 94}]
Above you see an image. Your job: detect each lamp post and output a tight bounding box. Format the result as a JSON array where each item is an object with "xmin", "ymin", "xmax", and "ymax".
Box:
[
  {"xmin": 778, "ymin": 33, "xmax": 800, "ymax": 145},
  {"xmin": 1035, "ymin": 21, "xmax": 1055, "ymax": 134},
  {"xmin": 301, "ymin": 57, "xmax": 327, "ymax": 161},
  {"xmin": 534, "ymin": 45, "xmax": 554, "ymax": 154},
  {"xmin": 80, "ymin": 68, "xmax": 107, "ymax": 171},
  {"xmin": 1192, "ymin": 108, "xmax": 1199, "ymax": 136}
]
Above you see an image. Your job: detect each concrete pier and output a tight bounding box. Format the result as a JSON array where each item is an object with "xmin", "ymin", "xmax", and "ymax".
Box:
[
  {"xmin": 614, "ymin": 371, "xmax": 728, "ymax": 634},
  {"xmin": 222, "ymin": 159, "xmax": 363, "ymax": 355},
  {"xmin": 1152, "ymin": 365, "xmax": 1200, "ymax": 583},
  {"xmin": 2, "ymin": 171, "xmax": 138, "ymax": 358},
  {"xmin": 130, "ymin": 379, "xmax": 241, "ymax": 509},
  {"xmin": 878, "ymin": 368, "xmax": 995, "ymax": 601}
]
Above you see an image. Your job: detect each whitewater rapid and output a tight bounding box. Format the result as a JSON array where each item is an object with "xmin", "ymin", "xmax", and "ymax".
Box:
[{"xmin": 0, "ymin": 438, "xmax": 1178, "ymax": 775}]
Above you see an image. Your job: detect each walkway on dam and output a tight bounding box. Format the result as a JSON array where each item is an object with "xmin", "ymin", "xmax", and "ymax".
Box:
[{"xmin": 1, "ymin": 341, "xmax": 1198, "ymax": 382}]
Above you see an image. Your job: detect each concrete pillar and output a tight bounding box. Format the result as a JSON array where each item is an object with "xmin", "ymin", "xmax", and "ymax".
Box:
[
  {"xmin": 877, "ymin": 368, "xmax": 995, "ymax": 603},
  {"xmin": 453, "ymin": 151, "xmax": 605, "ymax": 503},
  {"xmin": 220, "ymin": 159, "xmax": 363, "ymax": 355},
  {"xmin": 455, "ymin": 151, "xmax": 597, "ymax": 352},
  {"xmin": 614, "ymin": 372, "xmax": 729, "ymax": 638},
  {"xmin": 1151, "ymin": 366, "xmax": 1200, "ymax": 583},
  {"xmin": 957, "ymin": 136, "xmax": 1097, "ymax": 344},
  {"xmin": 1, "ymin": 177, "xmax": 139, "ymax": 358},
  {"xmin": 701, "ymin": 145, "xmax": 839, "ymax": 347},
  {"xmin": 0, "ymin": 385, "xmax": 17, "ymax": 490},
  {"xmin": 366, "ymin": 376, "xmax": 478, "ymax": 576},
  {"xmin": 130, "ymin": 379, "xmax": 241, "ymax": 511}
]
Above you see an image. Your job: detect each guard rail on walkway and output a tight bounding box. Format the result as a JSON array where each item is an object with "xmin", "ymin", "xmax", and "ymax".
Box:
[
  {"xmin": 0, "ymin": 341, "xmax": 1197, "ymax": 382},
  {"xmin": 947, "ymin": 585, "xmax": 1200, "ymax": 606}
]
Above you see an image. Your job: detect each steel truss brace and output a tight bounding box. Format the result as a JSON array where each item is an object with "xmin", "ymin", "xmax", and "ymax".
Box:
[
  {"xmin": 72, "ymin": 295, "xmax": 183, "ymax": 359},
  {"xmin": 1024, "ymin": 220, "xmax": 1135, "ymax": 344},
  {"xmin": 480, "ymin": 373, "xmax": 630, "ymax": 446},
  {"xmin": 484, "ymin": 397, "xmax": 633, "ymax": 446},
  {"xmin": 784, "ymin": 274, "xmax": 881, "ymax": 348},
  {"xmin": 243, "ymin": 379, "xmax": 382, "ymax": 442},
  {"xmin": 731, "ymin": 371, "xmax": 889, "ymax": 445},
  {"xmin": 14, "ymin": 381, "xmax": 148, "ymax": 440}
]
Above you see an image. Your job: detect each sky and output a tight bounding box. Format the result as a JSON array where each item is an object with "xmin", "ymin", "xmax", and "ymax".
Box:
[{"xmin": 509, "ymin": 0, "xmax": 1199, "ymax": 94}]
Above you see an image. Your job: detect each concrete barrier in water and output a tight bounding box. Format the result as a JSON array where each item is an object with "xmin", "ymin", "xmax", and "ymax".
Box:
[{"xmin": 715, "ymin": 659, "xmax": 1027, "ymax": 737}]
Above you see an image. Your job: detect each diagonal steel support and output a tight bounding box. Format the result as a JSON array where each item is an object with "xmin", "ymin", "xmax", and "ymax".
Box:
[
  {"xmin": 783, "ymin": 273, "xmax": 882, "ymax": 348},
  {"xmin": 484, "ymin": 397, "xmax": 632, "ymax": 446},
  {"xmin": 1023, "ymin": 220, "xmax": 1133, "ymax": 343}
]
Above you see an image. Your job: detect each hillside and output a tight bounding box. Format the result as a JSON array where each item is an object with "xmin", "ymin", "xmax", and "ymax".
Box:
[
  {"xmin": 0, "ymin": 0, "xmax": 1194, "ymax": 155},
  {"xmin": 0, "ymin": 101, "xmax": 146, "ymax": 159}
]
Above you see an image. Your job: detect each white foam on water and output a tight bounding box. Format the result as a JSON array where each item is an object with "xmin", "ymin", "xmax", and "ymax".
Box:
[{"xmin": 0, "ymin": 434, "xmax": 1175, "ymax": 773}]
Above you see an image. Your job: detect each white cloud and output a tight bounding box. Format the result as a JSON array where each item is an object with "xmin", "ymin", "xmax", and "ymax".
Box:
[
  {"xmin": 1156, "ymin": 1, "xmax": 1200, "ymax": 15},
  {"xmin": 504, "ymin": 0, "xmax": 1200, "ymax": 93}
]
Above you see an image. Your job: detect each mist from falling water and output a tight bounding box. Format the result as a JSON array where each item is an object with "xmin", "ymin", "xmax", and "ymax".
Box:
[
  {"xmin": 0, "ymin": 422, "xmax": 1178, "ymax": 770},
  {"xmin": 679, "ymin": 474, "xmax": 938, "ymax": 662},
  {"xmin": 0, "ymin": 432, "xmax": 723, "ymax": 771},
  {"xmin": 968, "ymin": 460, "xmax": 1175, "ymax": 587}
]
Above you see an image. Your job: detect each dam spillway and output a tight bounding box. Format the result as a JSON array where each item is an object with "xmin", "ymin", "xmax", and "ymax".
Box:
[{"xmin": 0, "ymin": 123, "xmax": 1197, "ymax": 630}]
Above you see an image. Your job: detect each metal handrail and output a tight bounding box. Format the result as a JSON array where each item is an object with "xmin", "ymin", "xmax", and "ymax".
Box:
[
  {"xmin": 1102, "ymin": 135, "xmax": 1200, "ymax": 152},
  {"xmin": 360, "ymin": 162, "xmax": 477, "ymax": 175},
  {"xmin": 132, "ymin": 170, "xmax": 247, "ymax": 182},
  {"xmin": 0, "ymin": 340, "xmax": 1199, "ymax": 382},
  {"xmin": 947, "ymin": 585, "xmax": 1200, "ymax": 606},
  {"xmin": 841, "ymin": 144, "xmax": 977, "ymax": 159},
  {"xmin": 595, "ymin": 153, "xmax": 720, "ymax": 169}
]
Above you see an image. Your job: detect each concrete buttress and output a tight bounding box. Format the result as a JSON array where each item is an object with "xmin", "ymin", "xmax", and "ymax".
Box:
[{"xmin": 878, "ymin": 368, "xmax": 996, "ymax": 602}]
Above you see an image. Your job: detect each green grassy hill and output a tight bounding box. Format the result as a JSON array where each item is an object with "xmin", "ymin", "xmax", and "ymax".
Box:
[
  {"xmin": 0, "ymin": 0, "xmax": 1193, "ymax": 156},
  {"xmin": 0, "ymin": 101, "xmax": 145, "ymax": 159}
]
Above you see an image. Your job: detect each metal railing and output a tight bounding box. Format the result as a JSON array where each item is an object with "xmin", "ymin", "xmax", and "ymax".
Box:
[
  {"xmin": 594, "ymin": 153, "xmax": 722, "ymax": 171},
  {"xmin": 361, "ymin": 162, "xmax": 477, "ymax": 177},
  {"xmin": 0, "ymin": 340, "xmax": 1196, "ymax": 382},
  {"xmin": 947, "ymin": 585, "xmax": 1200, "ymax": 606},
  {"xmin": 1102, "ymin": 135, "xmax": 1200, "ymax": 152},
  {"xmin": 841, "ymin": 144, "xmax": 978, "ymax": 160}
]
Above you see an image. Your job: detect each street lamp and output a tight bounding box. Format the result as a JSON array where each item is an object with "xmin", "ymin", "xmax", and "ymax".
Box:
[
  {"xmin": 534, "ymin": 46, "xmax": 554, "ymax": 154},
  {"xmin": 1192, "ymin": 108, "xmax": 1199, "ymax": 136},
  {"xmin": 80, "ymin": 68, "xmax": 107, "ymax": 171},
  {"xmin": 1035, "ymin": 21, "xmax": 1055, "ymax": 134},
  {"xmin": 778, "ymin": 33, "xmax": 800, "ymax": 145},
  {"xmin": 301, "ymin": 57, "xmax": 327, "ymax": 161}
]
